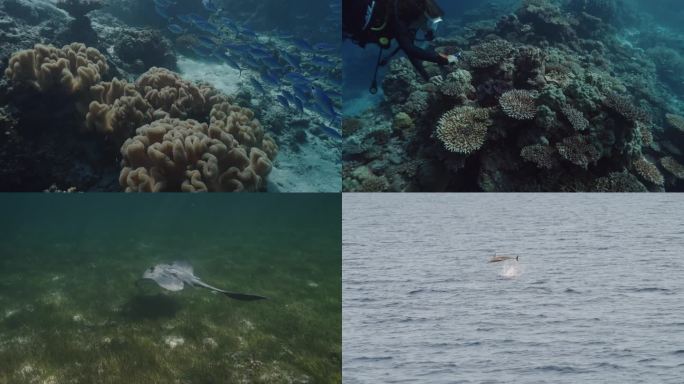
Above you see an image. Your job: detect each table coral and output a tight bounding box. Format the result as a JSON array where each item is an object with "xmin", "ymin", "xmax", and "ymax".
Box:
[
  {"xmin": 439, "ymin": 69, "xmax": 475, "ymax": 99},
  {"xmin": 4, "ymin": 43, "xmax": 108, "ymax": 94},
  {"xmin": 556, "ymin": 135, "xmax": 601, "ymax": 169},
  {"xmin": 561, "ymin": 105, "xmax": 589, "ymax": 131},
  {"xmin": 499, "ymin": 89, "xmax": 538, "ymax": 120},
  {"xmin": 592, "ymin": 171, "xmax": 647, "ymax": 192},
  {"xmin": 632, "ymin": 156, "xmax": 664, "ymax": 186},
  {"xmin": 435, "ymin": 106, "xmax": 491, "ymax": 154},
  {"xmin": 665, "ymin": 114, "xmax": 684, "ymax": 132},
  {"xmin": 660, "ymin": 157, "xmax": 684, "ymax": 179},
  {"xmin": 520, "ymin": 144, "xmax": 557, "ymax": 169},
  {"xmin": 465, "ymin": 39, "xmax": 514, "ymax": 69}
]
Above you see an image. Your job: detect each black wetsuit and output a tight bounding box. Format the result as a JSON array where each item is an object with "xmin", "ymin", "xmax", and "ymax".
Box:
[{"xmin": 343, "ymin": 0, "xmax": 448, "ymax": 80}]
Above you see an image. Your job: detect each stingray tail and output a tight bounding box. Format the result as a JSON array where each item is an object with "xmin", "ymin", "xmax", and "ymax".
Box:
[{"xmin": 222, "ymin": 291, "xmax": 268, "ymax": 301}]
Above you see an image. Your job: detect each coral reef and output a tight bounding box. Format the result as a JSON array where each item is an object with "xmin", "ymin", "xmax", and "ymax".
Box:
[
  {"xmin": 343, "ymin": 0, "xmax": 684, "ymax": 191},
  {"xmin": 120, "ymin": 102, "xmax": 277, "ymax": 192},
  {"xmin": 113, "ymin": 29, "xmax": 177, "ymax": 74}
]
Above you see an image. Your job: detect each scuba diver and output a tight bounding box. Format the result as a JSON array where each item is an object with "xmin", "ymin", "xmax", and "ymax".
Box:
[{"xmin": 343, "ymin": 0, "xmax": 460, "ymax": 93}]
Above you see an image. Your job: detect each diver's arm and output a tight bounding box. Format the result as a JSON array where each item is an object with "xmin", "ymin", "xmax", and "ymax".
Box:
[
  {"xmin": 408, "ymin": 55, "xmax": 430, "ymax": 81},
  {"xmin": 394, "ymin": 21, "xmax": 448, "ymax": 66}
]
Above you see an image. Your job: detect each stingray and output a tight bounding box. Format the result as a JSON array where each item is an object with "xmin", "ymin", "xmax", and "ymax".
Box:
[
  {"xmin": 488, "ymin": 255, "xmax": 519, "ymax": 263},
  {"xmin": 141, "ymin": 261, "xmax": 267, "ymax": 301}
]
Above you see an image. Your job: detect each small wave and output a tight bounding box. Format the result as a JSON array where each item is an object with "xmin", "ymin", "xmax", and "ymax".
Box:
[
  {"xmin": 407, "ymin": 288, "xmax": 448, "ymax": 295},
  {"xmin": 351, "ymin": 356, "xmax": 393, "ymax": 362},
  {"xmin": 671, "ymin": 350, "xmax": 684, "ymax": 355},
  {"xmin": 535, "ymin": 365, "xmax": 579, "ymax": 373},
  {"xmin": 564, "ymin": 288, "xmax": 581, "ymax": 294},
  {"xmin": 629, "ymin": 287, "xmax": 671, "ymax": 293},
  {"xmin": 638, "ymin": 358, "xmax": 657, "ymax": 363},
  {"xmin": 595, "ymin": 362, "xmax": 623, "ymax": 369}
]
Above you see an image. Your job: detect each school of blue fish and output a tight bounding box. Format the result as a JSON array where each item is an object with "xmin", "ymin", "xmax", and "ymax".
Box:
[{"xmin": 154, "ymin": 0, "xmax": 342, "ymax": 140}]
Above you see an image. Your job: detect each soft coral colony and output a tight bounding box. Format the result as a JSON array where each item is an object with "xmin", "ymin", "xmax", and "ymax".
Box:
[
  {"xmin": 4, "ymin": 42, "xmax": 277, "ymax": 192},
  {"xmin": 343, "ymin": 0, "xmax": 684, "ymax": 192}
]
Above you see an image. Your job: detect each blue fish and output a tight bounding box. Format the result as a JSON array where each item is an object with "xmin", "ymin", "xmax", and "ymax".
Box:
[
  {"xmin": 168, "ymin": 24, "xmax": 184, "ymax": 34},
  {"xmin": 293, "ymin": 97, "xmax": 304, "ymax": 115},
  {"xmin": 177, "ymin": 14, "xmax": 192, "ymax": 24},
  {"xmin": 197, "ymin": 35, "xmax": 217, "ymax": 49},
  {"xmin": 276, "ymin": 95, "xmax": 290, "ymax": 109},
  {"xmin": 291, "ymin": 38, "xmax": 313, "ymax": 51},
  {"xmin": 313, "ymin": 43, "xmax": 338, "ymax": 52},
  {"xmin": 293, "ymin": 84, "xmax": 310, "ymax": 101},
  {"xmin": 285, "ymin": 72, "xmax": 309, "ymax": 85},
  {"xmin": 260, "ymin": 71, "xmax": 279, "ymax": 88},
  {"xmin": 312, "ymin": 86, "xmax": 338, "ymax": 119},
  {"xmin": 154, "ymin": 5, "xmax": 171, "ymax": 19},
  {"xmin": 249, "ymin": 78, "xmax": 266, "ymax": 94},
  {"xmin": 193, "ymin": 19, "xmax": 219, "ymax": 35},
  {"xmin": 319, "ymin": 124, "xmax": 342, "ymax": 140},
  {"xmin": 202, "ymin": 0, "xmax": 220, "ymax": 13}
]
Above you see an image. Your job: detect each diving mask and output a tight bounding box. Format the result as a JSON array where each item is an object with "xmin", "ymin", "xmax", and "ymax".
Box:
[{"xmin": 424, "ymin": 14, "xmax": 443, "ymax": 35}]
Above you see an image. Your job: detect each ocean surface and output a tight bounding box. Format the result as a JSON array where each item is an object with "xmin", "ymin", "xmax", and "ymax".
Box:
[
  {"xmin": 343, "ymin": 194, "xmax": 684, "ymax": 383},
  {"xmin": 0, "ymin": 194, "xmax": 341, "ymax": 383}
]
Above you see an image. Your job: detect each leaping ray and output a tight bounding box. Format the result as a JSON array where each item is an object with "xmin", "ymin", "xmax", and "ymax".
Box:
[
  {"xmin": 141, "ymin": 261, "xmax": 267, "ymax": 301},
  {"xmin": 488, "ymin": 255, "xmax": 519, "ymax": 263}
]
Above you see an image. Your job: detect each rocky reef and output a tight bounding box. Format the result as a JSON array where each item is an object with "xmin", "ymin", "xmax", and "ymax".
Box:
[{"xmin": 343, "ymin": 0, "xmax": 684, "ymax": 192}]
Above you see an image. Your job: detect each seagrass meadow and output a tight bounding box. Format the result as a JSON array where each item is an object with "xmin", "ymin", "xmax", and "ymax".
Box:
[{"xmin": 0, "ymin": 194, "xmax": 341, "ymax": 383}]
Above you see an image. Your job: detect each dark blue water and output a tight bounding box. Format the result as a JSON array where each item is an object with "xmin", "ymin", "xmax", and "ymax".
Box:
[{"xmin": 343, "ymin": 194, "xmax": 684, "ymax": 383}]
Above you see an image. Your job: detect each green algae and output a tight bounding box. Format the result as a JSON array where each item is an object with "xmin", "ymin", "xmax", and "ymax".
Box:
[{"xmin": 0, "ymin": 194, "xmax": 341, "ymax": 384}]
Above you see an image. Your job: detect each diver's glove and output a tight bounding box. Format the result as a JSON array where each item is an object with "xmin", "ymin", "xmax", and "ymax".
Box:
[{"xmin": 439, "ymin": 52, "xmax": 461, "ymax": 65}]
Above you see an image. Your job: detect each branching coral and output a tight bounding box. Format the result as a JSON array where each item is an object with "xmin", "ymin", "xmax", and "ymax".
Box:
[
  {"xmin": 84, "ymin": 79, "xmax": 153, "ymax": 139},
  {"xmin": 119, "ymin": 115, "xmax": 274, "ymax": 192},
  {"xmin": 556, "ymin": 135, "xmax": 601, "ymax": 169},
  {"xmin": 636, "ymin": 121, "xmax": 653, "ymax": 147},
  {"xmin": 561, "ymin": 105, "xmax": 589, "ymax": 131},
  {"xmin": 435, "ymin": 106, "xmax": 491, "ymax": 154},
  {"xmin": 465, "ymin": 39, "xmax": 514, "ymax": 69},
  {"xmin": 633, "ymin": 157, "xmax": 664, "ymax": 186},
  {"xmin": 520, "ymin": 144, "xmax": 557, "ymax": 169},
  {"xmin": 660, "ymin": 157, "xmax": 684, "ymax": 180},
  {"xmin": 135, "ymin": 67, "xmax": 228, "ymax": 120},
  {"xmin": 665, "ymin": 113, "xmax": 684, "ymax": 132},
  {"xmin": 439, "ymin": 69, "xmax": 475, "ymax": 99},
  {"xmin": 499, "ymin": 90, "xmax": 538, "ymax": 120},
  {"xmin": 4, "ymin": 43, "xmax": 108, "ymax": 94},
  {"xmin": 602, "ymin": 93, "xmax": 650, "ymax": 123},
  {"xmin": 592, "ymin": 171, "xmax": 647, "ymax": 192}
]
